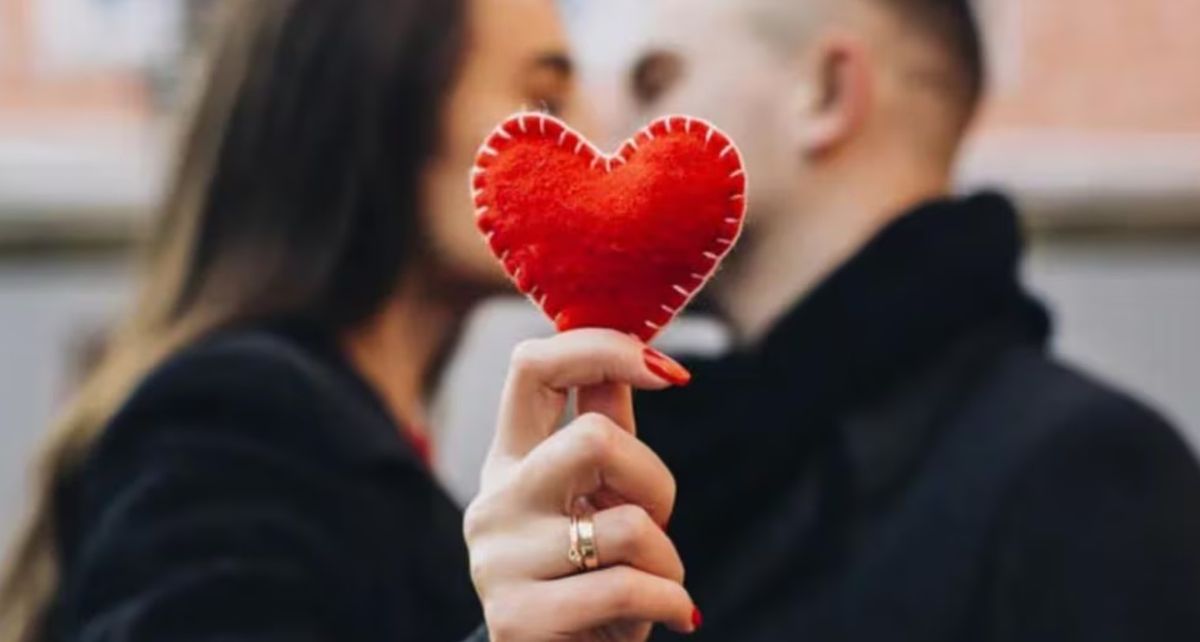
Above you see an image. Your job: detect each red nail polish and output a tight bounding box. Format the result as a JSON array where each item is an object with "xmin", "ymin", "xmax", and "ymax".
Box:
[
  {"xmin": 643, "ymin": 347, "xmax": 692, "ymax": 386},
  {"xmin": 691, "ymin": 606, "xmax": 703, "ymax": 631}
]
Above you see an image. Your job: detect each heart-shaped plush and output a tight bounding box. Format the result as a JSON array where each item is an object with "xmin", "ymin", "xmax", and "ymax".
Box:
[{"xmin": 471, "ymin": 113, "xmax": 746, "ymax": 342}]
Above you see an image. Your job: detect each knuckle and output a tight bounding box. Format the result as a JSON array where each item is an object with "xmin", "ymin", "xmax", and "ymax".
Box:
[
  {"xmin": 462, "ymin": 504, "xmax": 482, "ymax": 542},
  {"xmin": 575, "ymin": 411, "xmax": 611, "ymax": 431},
  {"xmin": 570, "ymin": 414, "xmax": 617, "ymax": 466},
  {"xmin": 461, "ymin": 498, "xmax": 490, "ymax": 542},
  {"xmin": 663, "ymin": 470, "xmax": 678, "ymax": 512},
  {"xmin": 462, "ymin": 490, "xmax": 507, "ymax": 543},
  {"xmin": 509, "ymin": 340, "xmax": 546, "ymax": 376},
  {"xmin": 604, "ymin": 569, "xmax": 641, "ymax": 612},
  {"xmin": 612, "ymin": 505, "xmax": 654, "ymax": 553},
  {"xmin": 666, "ymin": 549, "xmax": 687, "ymax": 585}
]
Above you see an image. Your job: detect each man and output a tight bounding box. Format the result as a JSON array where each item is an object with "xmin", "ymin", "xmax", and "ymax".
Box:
[{"xmin": 606, "ymin": 1, "xmax": 1200, "ymax": 640}]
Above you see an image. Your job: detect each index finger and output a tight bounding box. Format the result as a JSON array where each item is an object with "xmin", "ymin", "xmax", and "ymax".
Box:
[{"xmin": 490, "ymin": 330, "xmax": 689, "ymax": 464}]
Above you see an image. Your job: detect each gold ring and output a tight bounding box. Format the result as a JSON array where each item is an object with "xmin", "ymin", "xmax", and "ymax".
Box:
[{"xmin": 568, "ymin": 512, "xmax": 600, "ymax": 572}]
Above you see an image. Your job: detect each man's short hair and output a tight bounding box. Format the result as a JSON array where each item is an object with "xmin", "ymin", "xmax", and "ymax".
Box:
[
  {"xmin": 873, "ymin": 0, "xmax": 987, "ymax": 112},
  {"xmin": 749, "ymin": 0, "xmax": 986, "ymax": 123}
]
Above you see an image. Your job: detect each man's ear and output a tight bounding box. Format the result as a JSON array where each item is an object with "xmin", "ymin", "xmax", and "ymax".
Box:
[{"xmin": 791, "ymin": 35, "xmax": 873, "ymax": 158}]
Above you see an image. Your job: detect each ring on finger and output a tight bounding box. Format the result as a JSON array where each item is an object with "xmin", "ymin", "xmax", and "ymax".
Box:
[{"xmin": 567, "ymin": 511, "xmax": 600, "ymax": 572}]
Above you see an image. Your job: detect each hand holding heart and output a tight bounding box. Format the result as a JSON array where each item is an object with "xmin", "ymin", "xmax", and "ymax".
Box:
[
  {"xmin": 465, "ymin": 330, "xmax": 697, "ymax": 641},
  {"xmin": 465, "ymin": 114, "xmax": 743, "ymax": 640}
]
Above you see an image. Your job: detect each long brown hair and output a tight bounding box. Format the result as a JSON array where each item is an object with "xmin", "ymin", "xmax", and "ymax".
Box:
[{"xmin": 0, "ymin": 1, "xmax": 466, "ymax": 639}]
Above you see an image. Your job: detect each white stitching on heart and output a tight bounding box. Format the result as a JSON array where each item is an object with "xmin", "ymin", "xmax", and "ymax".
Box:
[{"xmin": 471, "ymin": 111, "xmax": 749, "ymax": 342}]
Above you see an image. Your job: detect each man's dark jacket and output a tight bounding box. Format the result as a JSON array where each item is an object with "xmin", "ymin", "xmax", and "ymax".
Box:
[{"xmin": 638, "ymin": 193, "xmax": 1200, "ymax": 641}]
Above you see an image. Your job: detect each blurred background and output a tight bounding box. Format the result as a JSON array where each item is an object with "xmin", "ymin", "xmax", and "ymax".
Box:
[{"xmin": 1, "ymin": 0, "xmax": 1198, "ymax": 545}]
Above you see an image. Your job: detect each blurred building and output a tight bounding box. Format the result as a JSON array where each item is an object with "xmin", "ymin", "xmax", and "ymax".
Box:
[
  {"xmin": 0, "ymin": 0, "xmax": 187, "ymax": 548},
  {"xmin": 1, "ymin": 0, "xmax": 1198, "ymax": 532}
]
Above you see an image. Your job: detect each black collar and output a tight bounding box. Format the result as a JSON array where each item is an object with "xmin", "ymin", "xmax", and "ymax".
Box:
[
  {"xmin": 640, "ymin": 191, "xmax": 1051, "ymax": 474},
  {"xmin": 703, "ymin": 191, "xmax": 1048, "ymax": 413}
]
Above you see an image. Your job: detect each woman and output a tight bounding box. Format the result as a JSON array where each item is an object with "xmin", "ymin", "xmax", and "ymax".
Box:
[{"xmin": 0, "ymin": 1, "xmax": 699, "ymax": 640}]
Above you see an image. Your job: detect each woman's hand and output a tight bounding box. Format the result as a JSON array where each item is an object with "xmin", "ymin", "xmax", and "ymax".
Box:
[{"xmin": 464, "ymin": 330, "xmax": 698, "ymax": 642}]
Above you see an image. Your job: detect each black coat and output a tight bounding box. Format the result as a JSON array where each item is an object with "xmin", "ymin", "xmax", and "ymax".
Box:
[
  {"xmin": 638, "ymin": 193, "xmax": 1200, "ymax": 642},
  {"xmin": 50, "ymin": 323, "xmax": 483, "ymax": 641}
]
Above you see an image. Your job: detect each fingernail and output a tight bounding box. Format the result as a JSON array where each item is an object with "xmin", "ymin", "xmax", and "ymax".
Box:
[
  {"xmin": 691, "ymin": 606, "xmax": 703, "ymax": 632},
  {"xmin": 643, "ymin": 347, "xmax": 692, "ymax": 386}
]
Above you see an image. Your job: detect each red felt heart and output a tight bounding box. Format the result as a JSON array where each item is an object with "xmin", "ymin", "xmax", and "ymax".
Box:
[{"xmin": 471, "ymin": 113, "xmax": 747, "ymax": 342}]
